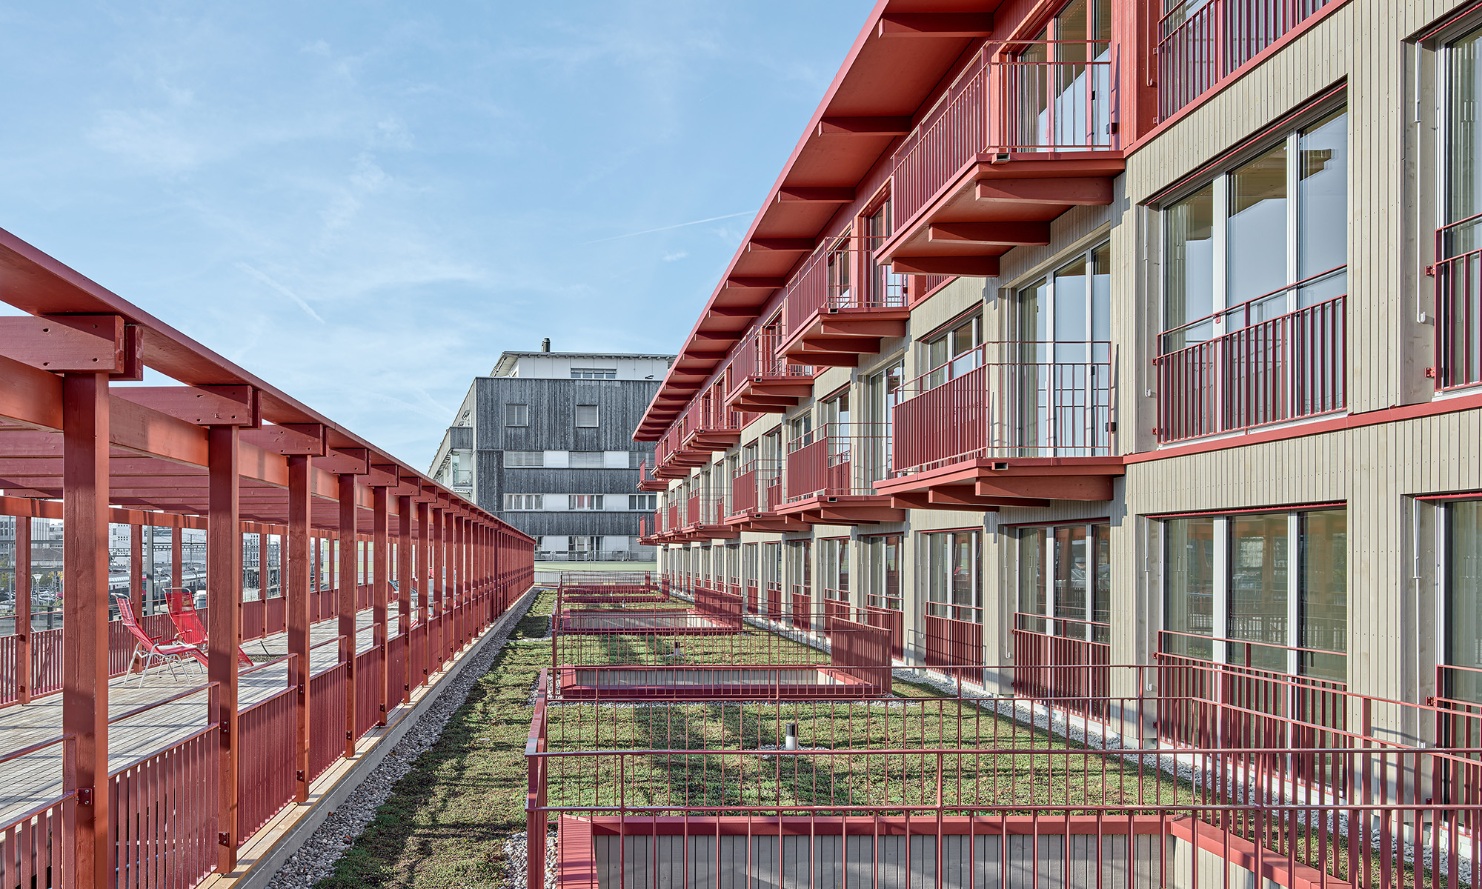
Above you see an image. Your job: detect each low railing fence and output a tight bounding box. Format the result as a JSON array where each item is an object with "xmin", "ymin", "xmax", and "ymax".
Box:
[
  {"xmin": 856, "ymin": 601, "xmax": 904, "ymax": 659},
  {"xmin": 924, "ymin": 604, "xmax": 983, "ymax": 683},
  {"xmin": 1012, "ymin": 612, "xmax": 1111, "ymax": 717},
  {"xmin": 1154, "ymin": 269, "xmax": 1345, "ymax": 443}
]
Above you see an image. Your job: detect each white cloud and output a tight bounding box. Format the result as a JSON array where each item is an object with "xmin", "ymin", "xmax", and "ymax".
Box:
[{"xmin": 662, "ymin": 250, "xmax": 687, "ymax": 262}]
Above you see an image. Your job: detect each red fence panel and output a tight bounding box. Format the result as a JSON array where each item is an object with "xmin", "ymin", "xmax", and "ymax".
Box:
[
  {"xmin": 1011, "ymin": 615, "xmax": 1111, "ymax": 718},
  {"xmin": 790, "ymin": 589, "xmax": 812, "ymax": 632},
  {"xmin": 924, "ymin": 612, "xmax": 982, "ymax": 682},
  {"xmin": 857, "ymin": 604, "xmax": 904, "ymax": 660},
  {"xmin": 355, "ymin": 646, "xmax": 382, "ymax": 738},
  {"xmin": 237, "ymin": 684, "xmax": 297, "ymax": 841},
  {"xmin": 387, "ymin": 633, "xmax": 408, "ymax": 705},
  {"xmin": 30, "ymin": 628, "xmax": 62, "ymax": 699},
  {"xmin": 310, "ymin": 661, "xmax": 349, "ymax": 781},
  {"xmin": 109, "ymin": 726, "xmax": 219, "ymax": 889},
  {"xmin": 1437, "ymin": 213, "xmax": 1482, "ymax": 390},
  {"xmin": 891, "ymin": 51, "xmax": 988, "ymax": 223},
  {"xmin": 0, "ymin": 635, "xmax": 14, "ymax": 707}
]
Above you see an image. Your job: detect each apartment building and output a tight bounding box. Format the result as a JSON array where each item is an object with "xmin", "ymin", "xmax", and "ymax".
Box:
[
  {"xmin": 432, "ymin": 344, "xmax": 673, "ymax": 561},
  {"xmin": 638, "ymin": 0, "xmax": 1482, "ymax": 748}
]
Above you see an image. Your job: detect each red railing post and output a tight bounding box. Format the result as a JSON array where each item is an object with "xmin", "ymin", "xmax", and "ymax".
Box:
[
  {"xmin": 287, "ymin": 454, "xmax": 313, "ymax": 804},
  {"xmin": 398, "ymin": 495, "xmax": 414, "ymax": 706},
  {"xmin": 207, "ymin": 423, "xmax": 242, "ymax": 873},
  {"xmin": 338, "ymin": 474, "xmax": 360, "ymax": 757}
]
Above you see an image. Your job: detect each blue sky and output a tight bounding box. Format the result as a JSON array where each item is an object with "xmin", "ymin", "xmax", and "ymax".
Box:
[{"xmin": 0, "ymin": 2, "xmax": 870, "ymax": 468}]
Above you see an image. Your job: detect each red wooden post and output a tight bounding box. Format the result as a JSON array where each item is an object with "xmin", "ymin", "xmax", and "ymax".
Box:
[
  {"xmin": 258, "ymin": 528, "xmax": 269, "ymax": 605},
  {"xmin": 171, "ymin": 525, "xmax": 183, "ymax": 604},
  {"xmin": 287, "ymin": 455, "xmax": 312, "ymax": 803},
  {"xmin": 338, "ymin": 474, "xmax": 359, "ymax": 757},
  {"xmin": 417, "ymin": 500, "xmax": 431, "ymax": 687},
  {"xmin": 129, "ymin": 521, "xmax": 143, "ymax": 618},
  {"xmin": 372, "ymin": 485, "xmax": 389, "ymax": 726},
  {"xmin": 397, "ymin": 494, "xmax": 413, "ymax": 704},
  {"xmin": 15, "ymin": 514, "xmax": 30, "ymax": 705},
  {"xmin": 62, "ymin": 371, "xmax": 111, "ymax": 889},
  {"xmin": 450, "ymin": 512, "xmax": 460, "ymax": 651},
  {"xmin": 207, "ymin": 424, "xmax": 242, "ymax": 873},
  {"xmin": 434, "ymin": 506, "xmax": 447, "ymax": 666}
]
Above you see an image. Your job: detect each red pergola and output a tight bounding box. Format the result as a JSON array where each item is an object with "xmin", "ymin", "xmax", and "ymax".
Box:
[{"xmin": 0, "ymin": 227, "xmax": 535, "ymax": 888}]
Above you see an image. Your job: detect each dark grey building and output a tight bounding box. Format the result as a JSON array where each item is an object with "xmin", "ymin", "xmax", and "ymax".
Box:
[{"xmin": 429, "ymin": 346, "xmax": 673, "ymax": 562}]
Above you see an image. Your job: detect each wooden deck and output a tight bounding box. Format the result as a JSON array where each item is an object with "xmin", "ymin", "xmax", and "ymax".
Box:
[{"xmin": 0, "ymin": 607, "xmax": 406, "ymax": 825}]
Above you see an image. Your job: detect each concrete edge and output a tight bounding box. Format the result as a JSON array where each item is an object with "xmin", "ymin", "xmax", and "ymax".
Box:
[{"xmin": 204, "ymin": 586, "xmax": 542, "ymax": 889}]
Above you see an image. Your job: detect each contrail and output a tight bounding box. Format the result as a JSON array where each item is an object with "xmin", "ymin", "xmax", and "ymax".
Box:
[
  {"xmin": 580, "ymin": 210, "xmax": 752, "ymax": 244},
  {"xmin": 235, "ymin": 262, "xmax": 327, "ymax": 324}
]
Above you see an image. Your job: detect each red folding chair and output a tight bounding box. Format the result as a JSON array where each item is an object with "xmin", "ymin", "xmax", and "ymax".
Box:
[
  {"xmin": 166, "ymin": 589, "xmax": 254, "ymax": 666},
  {"xmin": 115, "ymin": 595, "xmax": 206, "ymax": 684}
]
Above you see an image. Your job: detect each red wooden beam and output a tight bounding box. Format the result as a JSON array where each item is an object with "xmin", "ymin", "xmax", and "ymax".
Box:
[
  {"xmin": 113, "ymin": 384, "xmax": 259, "ymax": 427},
  {"xmin": 877, "ymin": 12, "xmax": 993, "ymax": 37},
  {"xmin": 61, "ymin": 371, "xmax": 111, "ymax": 889},
  {"xmin": 0, "ymin": 314, "xmax": 131, "ymax": 372}
]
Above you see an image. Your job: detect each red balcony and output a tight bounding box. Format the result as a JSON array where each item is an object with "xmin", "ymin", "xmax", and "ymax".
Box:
[
  {"xmin": 670, "ymin": 491, "xmax": 737, "ymax": 543},
  {"xmin": 636, "ymin": 459, "xmax": 667, "ymax": 492},
  {"xmin": 652, "ymin": 423, "xmax": 705, "ymax": 478},
  {"xmin": 879, "ymin": 41, "xmax": 1124, "ymax": 279},
  {"xmin": 1157, "ymin": 0, "xmax": 1339, "ymax": 122},
  {"xmin": 682, "ymin": 386, "xmax": 747, "ymax": 452},
  {"xmin": 1154, "ymin": 269, "xmax": 1346, "ymax": 444},
  {"xmin": 725, "ymin": 326, "xmax": 815, "ymax": 413},
  {"xmin": 875, "ymin": 341, "xmax": 1122, "ymax": 509},
  {"xmin": 777, "ymin": 246, "xmax": 910, "ymax": 365},
  {"xmin": 1435, "ymin": 214, "xmax": 1482, "ymax": 391},
  {"xmin": 723, "ymin": 458, "xmax": 808, "ymax": 534},
  {"xmin": 779, "ymin": 422, "xmax": 903, "ymax": 525}
]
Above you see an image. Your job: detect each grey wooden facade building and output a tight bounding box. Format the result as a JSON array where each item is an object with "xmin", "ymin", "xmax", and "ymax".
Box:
[{"xmin": 430, "ymin": 348, "xmax": 672, "ymax": 561}]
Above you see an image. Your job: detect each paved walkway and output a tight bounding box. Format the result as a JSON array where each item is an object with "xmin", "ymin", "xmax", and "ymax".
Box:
[{"xmin": 0, "ymin": 608, "xmax": 423, "ymax": 825}]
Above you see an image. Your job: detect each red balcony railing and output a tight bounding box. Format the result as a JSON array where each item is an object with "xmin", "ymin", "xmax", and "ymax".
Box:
[
  {"xmin": 1157, "ymin": 0, "xmax": 1337, "ymax": 121},
  {"xmin": 1155, "ymin": 268, "xmax": 1346, "ymax": 444},
  {"xmin": 781, "ymin": 246, "xmax": 909, "ymax": 335},
  {"xmin": 790, "ymin": 585, "xmax": 812, "ymax": 632},
  {"xmin": 728, "ymin": 326, "xmax": 813, "ymax": 394},
  {"xmin": 857, "ymin": 601, "xmax": 904, "ymax": 660},
  {"xmin": 892, "ymin": 342, "xmax": 1113, "ymax": 475},
  {"xmin": 1436, "ymin": 213, "xmax": 1482, "ymax": 390},
  {"xmin": 729, "ymin": 463, "xmax": 759, "ymax": 516},
  {"xmin": 785, "ymin": 422, "xmax": 890, "ymax": 500},
  {"xmin": 893, "ymin": 40, "xmax": 1119, "ymax": 225}
]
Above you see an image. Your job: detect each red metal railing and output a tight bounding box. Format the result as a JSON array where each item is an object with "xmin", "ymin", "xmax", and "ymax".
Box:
[
  {"xmin": 729, "ymin": 462, "xmax": 759, "ymax": 516},
  {"xmin": 237, "ymin": 663, "xmax": 298, "ymax": 842},
  {"xmin": 110, "ymin": 714, "xmax": 219, "ymax": 889},
  {"xmin": 727, "ymin": 326, "xmax": 813, "ymax": 397},
  {"xmin": 893, "ymin": 39, "xmax": 1119, "ymax": 225},
  {"xmin": 856, "ymin": 601, "xmax": 904, "ymax": 660},
  {"xmin": 892, "ymin": 341, "xmax": 1113, "ymax": 474},
  {"xmin": 309, "ymin": 658, "xmax": 350, "ymax": 782},
  {"xmin": 785, "ymin": 422, "xmax": 889, "ymax": 501},
  {"xmin": 1157, "ymin": 0, "xmax": 1337, "ymax": 121},
  {"xmin": 1011, "ymin": 612, "xmax": 1111, "ymax": 716},
  {"xmin": 924, "ymin": 603, "xmax": 983, "ymax": 682},
  {"xmin": 789, "ymin": 586, "xmax": 812, "ymax": 632},
  {"xmin": 1436, "ymin": 212, "xmax": 1482, "ymax": 390},
  {"xmin": 764, "ymin": 581, "xmax": 783, "ymax": 622},
  {"xmin": 780, "ymin": 246, "xmax": 908, "ymax": 335},
  {"xmin": 355, "ymin": 646, "xmax": 383, "ymax": 739},
  {"xmin": 1155, "ymin": 270, "xmax": 1346, "ymax": 443},
  {"xmin": 0, "ymin": 736, "xmax": 74, "ymax": 888}
]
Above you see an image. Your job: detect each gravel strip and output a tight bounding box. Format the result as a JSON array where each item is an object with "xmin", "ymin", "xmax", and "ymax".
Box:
[{"xmin": 267, "ymin": 589, "xmax": 541, "ymax": 889}]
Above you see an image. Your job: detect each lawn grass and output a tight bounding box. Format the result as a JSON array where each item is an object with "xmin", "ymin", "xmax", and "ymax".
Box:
[{"xmin": 315, "ymin": 591, "xmax": 555, "ymax": 889}]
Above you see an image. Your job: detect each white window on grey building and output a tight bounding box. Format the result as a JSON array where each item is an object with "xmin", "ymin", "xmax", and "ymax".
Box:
[
  {"xmin": 629, "ymin": 494, "xmax": 657, "ymax": 511},
  {"xmin": 505, "ymin": 403, "xmax": 530, "ymax": 426},
  {"xmin": 571, "ymin": 368, "xmax": 617, "ymax": 379},
  {"xmin": 505, "ymin": 451, "xmax": 544, "ymax": 467},
  {"xmin": 568, "ymin": 494, "xmax": 601, "ymax": 510},
  {"xmin": 575, "ymin": 404, "xmax": 599, "ymax": 427},
  {"xmin": 504, "ymin": 494, "xmax": 543, "ymax": 510},
  {"xmin": 569, "ymin": 451, "xmax": 604, "ymax": 469}
]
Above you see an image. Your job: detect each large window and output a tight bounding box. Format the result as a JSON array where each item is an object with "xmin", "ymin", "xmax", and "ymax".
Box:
[
  {"xmin": 1446, "ymin": 500, "xmax": 1482, "ymax": 703},
  {"xmin": 922, "ymin": 315, "xmax": 983, "ymax": 390},
  {"xmin": 1017, "ymin": 522, "xmax": 1110, "ymax": 642},
  {"xmin": 819, "ymin": 537, "xmax": 850, "ymax": 602},
  {"xmin": 628, "ymin": 494, "xmax": 657, "ymax": 511},
  {"xmin": 568, "ymin": 495, "xmax": 601, "ymax": 510},
  {"xmin": 505, "ymin": 451, "xmax": 543, "ymax": 468},
  {"xmin": 1162, "ymin": 109, "xmax": 1349, "ymax": 349},
  {"xmin": 863, "ymin": 533, "xmax": 902, "ymax": 611},
  {"xmin": 505, "ymin": 403, "xmax": 529, "ymax": 427},
  {"xmin": 923, "ymin": 530, "xmax": 980, "ymax": 621},
  {"xmin": 575, "ymin": 405, "xmax": 599, "ymax": 428},
  {"xmin": 864, "ymin": 200, "xmax": 906, "ymax": 308},
  {"xmin": 504, "ymin": 494, "xmax": 543, "ymax": 511},
  {"xmin": 1438, "ymin": 26, "xmax": 1482, "ymax": 388},
  {"xmin": 1161, "ymin": 508, "xmax": 1347, "ymax": 682},
  {"xmin": 1013, "ymin": 0, "xmax": 1112, "ymax": 150}
]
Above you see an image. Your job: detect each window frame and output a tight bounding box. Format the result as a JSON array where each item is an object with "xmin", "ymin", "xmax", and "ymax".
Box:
[
  {"xmin": 505, "ymin": 403, "xmax": 530, "ymax": 427},
  {"xmin": 574, "ymin": 404, "xmax": 599, "ymax": 428}
]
